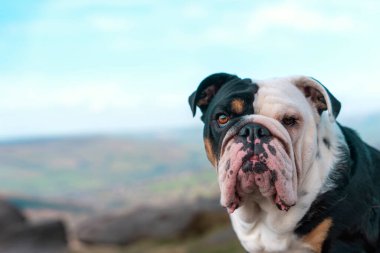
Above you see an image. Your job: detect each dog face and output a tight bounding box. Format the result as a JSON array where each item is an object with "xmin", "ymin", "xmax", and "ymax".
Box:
[{"xmin": 189, "ymin": 73, "xmax": 341, "ymax": 214}]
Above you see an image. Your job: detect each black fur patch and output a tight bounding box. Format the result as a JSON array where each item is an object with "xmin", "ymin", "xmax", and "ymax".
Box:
[{"xmin": 295, "ymin": 125, "xmax": 380, "ymax": 252}]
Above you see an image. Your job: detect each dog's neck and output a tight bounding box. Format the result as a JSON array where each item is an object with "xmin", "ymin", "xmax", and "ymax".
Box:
[{"xmin": 229, "ymin": 113, "xmax": 348, "ymax": 252}]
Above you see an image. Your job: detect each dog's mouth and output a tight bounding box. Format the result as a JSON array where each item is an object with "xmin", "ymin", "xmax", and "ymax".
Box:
[{"xmin": 217, "ymin": 135, "xmax": 297, "ymax": 214}]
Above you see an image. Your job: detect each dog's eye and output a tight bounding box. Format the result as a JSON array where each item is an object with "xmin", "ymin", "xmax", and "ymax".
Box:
[
  {"xmin": 217, "ymin": 113, "xmax": 230, "ymax": 126},
  {"xmin": 282, "ymin": 116, "xmax": 297, "ymax": 127}
]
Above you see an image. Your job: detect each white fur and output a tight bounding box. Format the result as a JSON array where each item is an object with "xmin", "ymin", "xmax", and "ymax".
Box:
[{"xmin": 228, "ymin": 77, "xmax": 348, "ymax": 253}]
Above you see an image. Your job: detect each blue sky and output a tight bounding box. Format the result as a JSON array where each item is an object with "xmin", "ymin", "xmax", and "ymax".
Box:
[{"xmin": 0, "ymin": 0, "xmax": 379, "ymax": 139}]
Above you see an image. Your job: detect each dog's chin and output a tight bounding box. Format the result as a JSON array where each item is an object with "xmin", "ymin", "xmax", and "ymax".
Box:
[{"xmin": 218, "ymin": 136, "xmax": 297, "ymax": 214}]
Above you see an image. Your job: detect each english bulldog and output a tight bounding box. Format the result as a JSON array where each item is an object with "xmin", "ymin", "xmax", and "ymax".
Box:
[{"xmin": 188, "ymin": 73, "xmax": 380, "ymax": 253}]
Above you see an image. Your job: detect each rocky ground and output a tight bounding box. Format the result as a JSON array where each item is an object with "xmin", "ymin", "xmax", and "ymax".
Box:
[
  {"xmin": 0, "ymin": 196, "xmax": 243, "ymax": 253},
  {"xmin": 70, "ymin": 196, "xmax": 243, "ymax": 253},
  {"xmin": 0, "ymin": 199, "xmax": 67, "ymax": 253}
]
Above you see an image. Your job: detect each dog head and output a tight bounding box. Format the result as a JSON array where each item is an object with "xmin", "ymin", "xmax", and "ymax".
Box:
[{"xmin": 189, "ymin": 73, "xmax": 341, "ymax": 213}]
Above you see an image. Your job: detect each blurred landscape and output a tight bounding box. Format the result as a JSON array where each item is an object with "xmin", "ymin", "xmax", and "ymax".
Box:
[
  {"xmin": 1, "ymin": 1, "xmax": 380, "ymax": 252},
  {"xmin": 0, "ymin": 127, "xmax": 240, "ymax": 252},
  {"xmin": 0, "ymin": 128, "xmax": 215, "ymax": 211},
  {"xmin": 0, "ymin": 114, "xmax": 379, "ymax": 252}
]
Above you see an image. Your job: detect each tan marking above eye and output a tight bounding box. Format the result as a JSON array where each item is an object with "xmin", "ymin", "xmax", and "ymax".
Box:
[
  {"xmin": 231, "ymin": 99, "xmax": 245, "ymax": 114},
  {"xmin": 302, "ymin": 218, "xmax": 333, "ymax": 253}
]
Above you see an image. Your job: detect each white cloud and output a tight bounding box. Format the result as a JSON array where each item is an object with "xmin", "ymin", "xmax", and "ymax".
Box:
[
  {"xmin": 0, "ymin": 74, "xmax": 197, "ymax": 138},
  {"xmin": 87, "ymin": 15, "xmax": 133, "ymax": 32},
  {"xmin": 4, "ymin": 0, "xmax": 359, "ymax": 55},
  {"xmin": 0, "ymin": 75, "xmax": 191, "ymax": 116},
  {"xmin": 43, "ymin": 0, "xmax": 153, "ymax": 12},
  {"xmin": 26, "ymin": 19, "xmax": 84, "ymax": 36},
  {"xmin": 1, "ymin": 0, "xmax": 379, "ymax": 138},
  {"xmin": 159, "ymin": 1, "xmax": 359, "ymax": 51},
  {"xmin": 0, "ymin": 78, "xmax": 133, "ymax": 111},
  {"xmin": 247, "ymin": 2, "xmax": 356, "ymax": 33},
  {"xmin": 181, "ymin": 3, "xmax": 208, "ymax": 20},
  {"xmin": 14, "ymin": 15, "xmax": 132, "ymax": 37}
]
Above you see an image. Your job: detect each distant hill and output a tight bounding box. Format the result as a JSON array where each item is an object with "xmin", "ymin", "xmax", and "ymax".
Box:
[{"xmin": 0, "ymin": 130, "xmax": 218, "ymax": 212}]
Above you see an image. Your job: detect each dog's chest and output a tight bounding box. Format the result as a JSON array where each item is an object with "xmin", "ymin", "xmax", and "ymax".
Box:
[{"xmin": 230, "ymin": 206, "xmax": 313, "ymax": 252}]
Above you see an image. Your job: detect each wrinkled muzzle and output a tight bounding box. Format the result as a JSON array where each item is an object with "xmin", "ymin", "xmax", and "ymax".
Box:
[{"xmin": 217, "ymin": 123, "xmax": 297, "ymax": 213}]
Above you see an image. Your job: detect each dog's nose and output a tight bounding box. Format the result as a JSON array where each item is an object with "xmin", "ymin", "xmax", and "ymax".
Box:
[{"xmin": 238, "ymin": 123, "xmax": 271, "ymax": 140}]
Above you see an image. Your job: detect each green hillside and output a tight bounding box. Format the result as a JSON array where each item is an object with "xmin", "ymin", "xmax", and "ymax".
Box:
[{"xmin": 0, "ymin": 130, "xmax": 218, "ymax": 211}]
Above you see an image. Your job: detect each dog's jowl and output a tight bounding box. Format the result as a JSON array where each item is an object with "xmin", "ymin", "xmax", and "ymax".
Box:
[{"xmin": 189, "ymin": 73, "xmax": 380, "ymax": 253}]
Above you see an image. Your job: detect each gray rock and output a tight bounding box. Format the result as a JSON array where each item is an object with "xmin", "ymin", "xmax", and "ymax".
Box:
[
  {"xmin": 0, "ymin": 199, "xmax": 68, "ymax": 253},
  {"xmin": 77, "ymin": 196, "xmax": 230, "ymax": 245},
  {"xmin": 0, "ymin": 200, "xmax": 26, "ymax": 234}
]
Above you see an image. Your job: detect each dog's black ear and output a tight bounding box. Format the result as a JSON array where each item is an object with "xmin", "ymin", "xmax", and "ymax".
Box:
[
  {"xmin": 294, "ymin": 76, "xmax": 341, "ymax": 121},
  {"xmin": 189, "ymin": 73, "xmax": 239, "ymax": 117}
]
